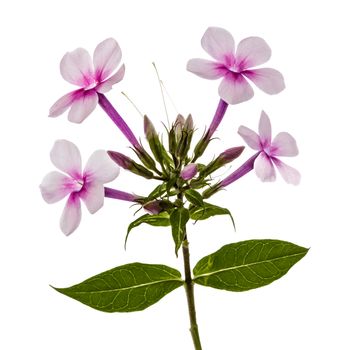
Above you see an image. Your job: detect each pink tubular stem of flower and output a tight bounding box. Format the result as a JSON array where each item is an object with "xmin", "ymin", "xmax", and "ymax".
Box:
[
  {"xmin": 220, "ymin": 152, "xmax": 260, "ymax": 187},
  {"xmin": 193, "ymin": 99, "xmax": 229, "ymax": 162},
  {"xmin": 104, "ymin": 187, "xmax": 140, "ymax": 202},
  {"xmin": 207, "ymin": 99, "xmax": 229, "ymax": 139},
  {"xmin": 203, "ymin": 152, "xmax": 259, "ymax": 199},
  {"xmin": 97, "ymin": 93, "xmax": 141, "ymax": 150}
]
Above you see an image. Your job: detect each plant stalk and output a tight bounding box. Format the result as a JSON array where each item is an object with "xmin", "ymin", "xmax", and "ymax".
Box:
[{"xmin": 182, "ymin": 238, "xmax": 202, "ymax": 350}]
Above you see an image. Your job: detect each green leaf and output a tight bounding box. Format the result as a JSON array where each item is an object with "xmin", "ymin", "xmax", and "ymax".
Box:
[
  {"xmin": 53, "ymin": 263, "xmax": 184, "ymax": 312},
  {"xmin": 193, "ymin": 239, "xmax": 308, "ymax": 292},
  {"xmin": 189, "ymin": 201, "xmax": 235, "ymax": 228},
  {"xmin": 125, "ymin": 212, "xmax": 170, "ymax": 247},
  {"xmin": 170, "ymin": 207, "xmax": 189, "ymax": 256},
  {"xmin": 147, "ymin": 183, "xmax": 167, "ymax": 200},
  {"xmin": 185, "ymin": 189, "xmax": 204, "ymax": 207}
]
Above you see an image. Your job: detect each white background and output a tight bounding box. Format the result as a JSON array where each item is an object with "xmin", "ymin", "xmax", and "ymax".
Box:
[{"xmin": 1, "ymin": 0, "xmax": 349, "ymax": 349}]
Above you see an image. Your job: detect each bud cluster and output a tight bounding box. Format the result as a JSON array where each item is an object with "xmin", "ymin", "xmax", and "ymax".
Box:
[{"xmin": 108, "ymin": 113, "xmax": 245, "ymax": 214}]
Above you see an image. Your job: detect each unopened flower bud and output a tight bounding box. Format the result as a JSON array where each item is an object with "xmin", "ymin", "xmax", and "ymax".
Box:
[
  {"xmin": 193, "ymin": 131, "xmax": 211, "ymax": 161},
  {"xmin": 180, "ymin": 163, "xmax": 198, "ymax": 180},
  {"xmin": 220, "ymin": 146, "xmax": 245, "ymax": 162},
  {"xmin": 108, "ymin": 150, "xmax": 132, "ymax": 169},
  {"xmin": 143, "ymin": 199, "xmax": 174, "ymax": 214},
  {"xmin": 184, "ymin": 114, "xmax": 194, "ymax": 131},
  {"xmin": 108, "ymin": 151, "xmax": 154, "ymax": 179},
  {"xmin": 134, "ymin": 146, "xmax": 157, "ymax": 171},
  {"xmin": 143, "ymin": 200, "xmax": 163, "ymax": 214},
  {"xmin": 174, "ymin": 114, "xmax": 185, "ymax": 139},
  {"xmin": 144, "ymin": 115, "xmax": 157, "ymax": 140},
  {"xmin": 200, "ymin": 146, "xmax": 244, "ymax": 177},
  {"xmin": 144, "ymin": 115, "xmax": 171, "ymax": 167}
]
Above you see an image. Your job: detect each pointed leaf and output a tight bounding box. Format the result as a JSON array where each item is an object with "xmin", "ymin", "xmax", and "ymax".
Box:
[
  {"xmin": 189, "ymin": 201, "xmax": 235, "ymax": 228},
  {"xmin": 147, "ymin": 183, "xmax": 167, "ymax": 200},
  {"xmin": 170, "ymin": 207, "xmax": 189, "ymax": 256},
  {"xmin": 53, "ymin": 263, "xmax": 184, "ymax": 312},
  {"xmin": 125, "ymin": 212, "xmax": 170, "ymax": 247},
  {"xmin": 185, "ymin": 189, "xmax": 204, "ymax": 207},
  {"xmin": 193, "ymin": 239, "xmax": 308, "ymax": 292}
]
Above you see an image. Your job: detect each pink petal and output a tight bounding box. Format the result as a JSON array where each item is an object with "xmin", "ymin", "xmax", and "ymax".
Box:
[
  {"xmin": 186, "ymin": 59, "xmax": 226, "ymax": 79},
  {"xmin": 259, "ymin": 111, "xmax": 272, "ymax": 145},
  {"xmin": 48, "ymin": 90, "xmax": 80, "ymax": 118},
  {"xmin": 236, "ymin": 37, "xmax": 271, "ymax": 69},
  {"xmin": 60, "ymin": 48, "xmax": 94, "ymax": 87},
  {"xmin": 80, "ymin": 182, "xmax": 104, "ymax": 214},
  {"xmin": 254, "ymin": 152, "xmax": 276, "ymax": 182},
  {"xmin": 238, "ymin": 126, "xmax": 260, "ymax": 150},
  {"xmin": 40, "ymin": 171, "xmax": 81, "ymax": 204},
  {"xmin": 50, "ymin": 139, "xmax": 82, "ymax": 178},
  {"xmin": 96, "ymin": 64, "xmax": 125, "ymax": 93},
  {"xmin": 84, "ymin": 150, "xmax": 120, "ymax": 183},
  {"xmin": 93, "ymin": 38, "xmax": 122, "ymax": 82},
  {"xmin": 201, "ymin": 27, "xmax": 235, "ymax": 61},
  {"xmin": 272, "ymin": 158, "xmax": 301, "ymax": 185},
  {"xmin": 243, "ymin": 68, "xmax": 285, "ymax": 94},
  {"xmin": 272, "ymin": 132, "xmax": 299, "ymax": 157},
  {"xmin": 67, "ymin": 90, "xmax": 98, "ymax": 123},
  {"xmin": 60, "ymin": 193, "xmax": 82, "ymax": 235},
  {"xmin": 218, "ymin": 73, "xmax": 254, "ymax": 104}
]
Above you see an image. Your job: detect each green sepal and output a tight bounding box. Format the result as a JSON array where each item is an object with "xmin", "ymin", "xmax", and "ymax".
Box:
[
  {"xmin": 193, "ymin": 132, "xmax": 210, "ymax": 161},
  {"xmin": 184, "ymin": 189, "xmax": 204, "ymax": 207},
  {"xmin": 125, "ymin": 212, "xmax": 170, "ymax": 247},
  {"xmin": 189, "ymin": 201, "xmax": 235, "ymax": 228},
  {"xmin": 177, "ymin": 129, "xmax": 194, "ymax": 160},
  {"xmin": 149, "ymin": 135, "xmax": 173, "ymax": 169},
  {"xmin": 134, "ymin": 147, "xmax": 158, "ymax": 172},
  {"xmin": 166, "ymin": 174, "xmax": 178, "ymax": 194},
  {"xmin": 193, "ymin": 239, "xmax": 309, "ymax": 292},
  {"xmin": 53, "ymin": 263, "xmax": 184, "ymax": 312},
  {"xmin": 170, "ymin": 207, "xmax": 190, "ymax": 256}
]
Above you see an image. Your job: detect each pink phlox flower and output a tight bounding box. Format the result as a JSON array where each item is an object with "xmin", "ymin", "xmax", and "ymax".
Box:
[
  {"xmin": 40, "ymin": 140, "xmax": 120, "ymax": 235},
  {"xmin": 238, "ymin": 111, "xmax": 300, "ymax": 185},
  {"xmin": 187, "ymin": 27, "xmax": 285, "ymax": 104},
  {"xmin": 49, "ymin": 38, "xmax": 125, "ymax": 123}
]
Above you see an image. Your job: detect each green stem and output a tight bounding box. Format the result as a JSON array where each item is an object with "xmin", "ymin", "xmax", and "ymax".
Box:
[{"xmin": 182, "ymin": 238, "xmax": 202, "ymax": 350}]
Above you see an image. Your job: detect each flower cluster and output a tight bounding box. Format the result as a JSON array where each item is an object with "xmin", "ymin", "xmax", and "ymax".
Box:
[
  {"xmin": 42, "ymin": 27, "xmax": 306, "ymax": 350},
  {"xmin": 40, "ymin": 26, "xmax": 300, "ymax": 236}
]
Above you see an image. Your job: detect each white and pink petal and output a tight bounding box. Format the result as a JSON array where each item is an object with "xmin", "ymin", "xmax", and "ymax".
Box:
[
  {"xmin": 259, "ymin": 111, "xmax": 272, "ymax": 145},
  {"xmin": 93, "ymin": 38, "xmax": 122, "ymax": 82},
  {"xmin": 238, "ymin": 126, "xmax": 261, "ymax": 150},
  {"xmin": 96, "ymin": 64, "xmax": 125, "ymax": 93},
  {"xmin": 236, "ymin": 37, "xmax": 271, "ymax": 70},
  {"xmin": 60, "ymin": 48, "xmax": 94, "ymax": 87},
  {"xmin": 79, "ymin": 182, "xmax": 105, "ymax": 214},
  {"xmin": 50, "ymin": 140, "xmax": 82, "ymax": 178},
  {"xmin": 271, "ymin": 132, "xmax": 299, "ymax": 157},
  {"xmin": 218, "ymin": 73, "xmax": 254, "ymax": 105},
  {"xmin": 272, "ymin": 158, "xmax": 300, "ymax": 185},
  {"xmin": 67, "ymin": 90, "xmax": 98, "ymax": 123},
  {"xmin": 201, "ymin": 27, "xmax": 235, "ymax": 62},
  {"xmin": 49, "ymin": 90, "xmax": 81, "ymax": 118},
  {"xmin": 60, "ymin": 193, "xmax": 82, "ymax": 235},
  {"xmin": 39, "ymin": 171, "xmax": 81, "ymax": 204},
  {"xmin": 243, "ymin": 68, "xmax": 285, "ymax": 95},
  {"xmin": 186, "ymin": 59, "xmax": 226, "ymax": 80},
  {"xmin": 254, "ymin": 152, "xmax": 276, "ymax": 182},
  {"xmin": 84, "ymin": 150, "xmax": 120, "ymax": 183}
]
